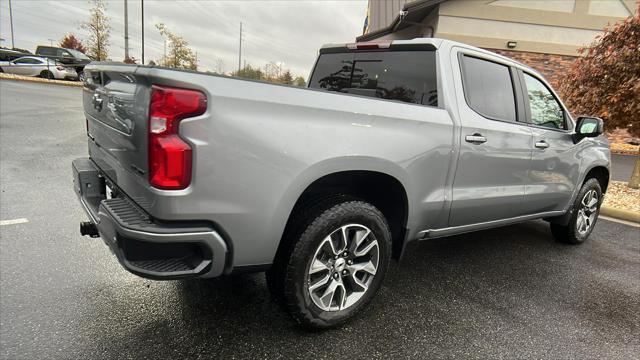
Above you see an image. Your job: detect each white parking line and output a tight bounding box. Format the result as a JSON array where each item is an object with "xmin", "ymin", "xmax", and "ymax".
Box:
[{"xmin": 0, "ymin": 218, "xmax": 29, "ymax": 226}]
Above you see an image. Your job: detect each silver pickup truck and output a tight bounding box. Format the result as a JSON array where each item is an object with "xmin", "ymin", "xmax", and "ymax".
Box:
[{"xmin": 73, "ymin": 38, "xmax": 610, "ymax": 328}]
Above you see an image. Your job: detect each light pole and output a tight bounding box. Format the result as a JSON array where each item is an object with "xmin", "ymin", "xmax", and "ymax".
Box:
[
  {"xmin": 238, "ymin": 22, "xmax": 242, "ymax": 72},
  {"xmin": 48, "ymin": 38, "xmax": 55, "ymax": 46},
  {"xmin": 8, "ymin": 0, "xmax": 15, "ymax": 48},
  {"xmin": 141, "ymin": 0, "xmax": 145, "ymax": 64},
  {"xmin": 124, "ymin": 0, "xmax": 129, "ymax": 60}
]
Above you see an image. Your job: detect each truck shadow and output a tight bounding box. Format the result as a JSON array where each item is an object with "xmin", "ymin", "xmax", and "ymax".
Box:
[{"xmin": 80, "ymin": 219, "xmax": 638, "ymax": 358}]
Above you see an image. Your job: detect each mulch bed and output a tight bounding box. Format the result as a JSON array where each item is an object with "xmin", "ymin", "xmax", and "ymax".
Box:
[{"xmin": 603, "ymin": 181, "xmax": 640, "ymax": 213}]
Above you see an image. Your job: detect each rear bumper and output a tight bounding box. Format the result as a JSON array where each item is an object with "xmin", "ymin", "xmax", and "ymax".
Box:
[{"xmin": 72, "ymin": 158, "xmax": 228, "ymax": 280}]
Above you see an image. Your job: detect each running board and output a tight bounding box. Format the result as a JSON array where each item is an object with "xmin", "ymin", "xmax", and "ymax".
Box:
[{"xmin": 418, "ymin": 211, "xmax": 565, "ymax": 240}]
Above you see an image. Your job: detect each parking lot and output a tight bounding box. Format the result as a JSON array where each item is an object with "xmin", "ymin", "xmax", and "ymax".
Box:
[{"xmin": 0, "ymin": 80, "xmax": 639, "ymax": 359}]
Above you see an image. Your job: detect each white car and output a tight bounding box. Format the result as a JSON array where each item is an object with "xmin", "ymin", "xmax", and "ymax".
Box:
[{"xmin": 0, "ymin": 56, "xmax": 78, "ymax": 80}]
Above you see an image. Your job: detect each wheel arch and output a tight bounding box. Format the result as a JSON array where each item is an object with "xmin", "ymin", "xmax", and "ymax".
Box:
[
  {"xmin": 273, "ymin": 158, "xmax": 412, "ymax": 264},
  {"xmin": 583, "ymin": 165, "xmax": 610, "ymax": 194}
]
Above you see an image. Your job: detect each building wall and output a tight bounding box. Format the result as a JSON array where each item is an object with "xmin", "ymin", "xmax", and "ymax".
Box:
[
  {"xmin": 365, "ymin": 0, "xmax": 412, "ymax": 35},
  {"xmin": 364, "ymin": 0, "xmax": 636, "ymax": 56},
  {"xmin": 435, "ymin": 0, "xmax": 635, "ymax": 56},
  {"xmin": 487, "ymin": 49, "xmax": 577, "ymax": 88}
]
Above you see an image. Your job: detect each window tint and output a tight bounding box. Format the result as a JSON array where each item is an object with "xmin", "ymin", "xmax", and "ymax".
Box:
[
  {"xmin": 57, "ymin": 49, "xmax": 72, "ymax": 57},
  {"xmin": 523, "ymin": 73, "xmax": 565, "ymax": 130},
  {"xmin": 38, "ymin": 47, "xmax": 56, "ymax": 56},
  {"xmin": 14, "ymin": 58, "xmax": 41, "ymax": 64},
  {"xmin": 461, "ymin": 55, "xmax": 516, "ymax": 122},
  {"xmin": 309, "ymin": 50, "xmax": 438, "ymax": 106},
  {"xmin": 67, "ymin": 49, "xmax": 90, "ymax": 60}
]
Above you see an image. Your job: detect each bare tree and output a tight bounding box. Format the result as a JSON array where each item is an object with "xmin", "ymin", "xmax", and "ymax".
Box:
[
  {"xmin": 214, "ymin": 58, "xmax": 225, "ymax": 74},
  {"xmin": 80, "ymin": 0, "xmax": 111, "ymax": 60}
]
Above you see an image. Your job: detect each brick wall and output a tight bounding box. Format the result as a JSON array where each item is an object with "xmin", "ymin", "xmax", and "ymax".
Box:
[{"xmin": 485, "ymin": 49, "xmax": 577, "ymax": 89}]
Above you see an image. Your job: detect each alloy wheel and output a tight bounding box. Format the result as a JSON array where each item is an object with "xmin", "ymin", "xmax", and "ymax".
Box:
[
  {"xmin": 576, "ymin": 189, "xmax": 598, "ymax": 235},
  {"xmin": 306, "ymin": 224, "xmax": 379, "ymax": 312}
]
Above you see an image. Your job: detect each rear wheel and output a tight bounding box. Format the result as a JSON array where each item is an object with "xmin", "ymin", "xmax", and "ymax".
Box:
[
  {"xmin": 40, "ymin": 70, "xmax": 54, "ymax": 79},
  {"xmin": 551, "ymin": 178, "xmax": 602, "ymax": 244},
  {"xmin": 268, "ymin": 198, "xmax": 391, "ymax": 329}
]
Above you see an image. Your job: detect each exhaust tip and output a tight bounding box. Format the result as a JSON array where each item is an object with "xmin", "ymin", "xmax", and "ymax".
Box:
[{"xmin": 80, "ymin": 221, "xmax": 100, "ymax": 238}]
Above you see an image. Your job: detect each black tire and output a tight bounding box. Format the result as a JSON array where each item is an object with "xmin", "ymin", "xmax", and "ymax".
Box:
[
  {"xmin": 551, "ymin": 178, "xmax": 602, "ymax": 244},
  {"xmin": 269, "ymin": 197, "xmax": 391, "ymax": 329},
  {"xmin": 40, "ymin": 70, "xmax": 54, "ymax": 79},
  {"xmin": 266, "ymin": 194, "xmax": 350, "ymax": 307},
  {"xmin": 0, "ymin": 67, "xmax": 4, "ymax": 73}
]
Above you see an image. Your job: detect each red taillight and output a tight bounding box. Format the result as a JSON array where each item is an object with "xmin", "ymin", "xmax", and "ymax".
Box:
[{"xmin": 148, "ymin": 85, "xmax": 206, "ymax": 190}]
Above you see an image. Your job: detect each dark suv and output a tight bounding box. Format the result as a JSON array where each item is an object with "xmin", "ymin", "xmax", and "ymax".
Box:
[{"xmin": 35, "ymin": 46, "xmax": 91, "ymax": 81}]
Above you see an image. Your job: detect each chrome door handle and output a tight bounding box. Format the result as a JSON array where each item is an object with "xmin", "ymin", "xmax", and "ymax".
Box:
[
  {"xmin": 535, "ymin": 140, "xmax": 549, "ymax": 149},
  {"xmin": 465, "ymin": 134, "xmax": 487, "ymax": 144}
]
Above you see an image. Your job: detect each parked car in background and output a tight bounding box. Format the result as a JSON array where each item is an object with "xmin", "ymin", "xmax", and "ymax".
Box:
[
  {"xmin": 0, "ymin": 48, "xmax": 30, "ymax": 62},
  {"xmin": 0, "ymin": 56, "xmax": 78, "ymax": 80},
  {"xmin": 35, "ymin": 45, "xmax": 91, "ymax": 81}
]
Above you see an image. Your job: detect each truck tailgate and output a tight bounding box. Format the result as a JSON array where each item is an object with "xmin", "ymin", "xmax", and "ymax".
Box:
[{"xmin": 84, "ymin": 64, "xmax": 149, "ymax": 186}]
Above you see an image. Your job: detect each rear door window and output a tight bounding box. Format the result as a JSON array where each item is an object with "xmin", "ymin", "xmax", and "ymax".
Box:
[
  {"xmin": 14, "ymin": 58, "xmax": 41, "ymax": 64},
  {"xmin": 460, "ymin": 55, "xmax": 517, "ymax": 122},
  {"xmin": 309, "ymin": 50, "xmax": 438, "ymax": 106}
]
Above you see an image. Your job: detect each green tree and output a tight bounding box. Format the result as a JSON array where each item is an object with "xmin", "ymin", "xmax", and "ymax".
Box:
[
  {"xmin": 156, "ymin": 23, "xmax": 197, "ymax": 70},
  {"xmin": 558, "ymin": 5, "xmax": 639, "ymax": 188},
  {"xmin": 279, "ymin": 70, "xmax": 294, "ymax": 85},
  {"xmin": 231, "ymin": 65, "xmax": 264, "ymax": 81},
  {"xmin": 294, "ymin": 76, "xmax": 306, "ymax": 87},
  {"xmin": 81, "ymin": 0, "xmax": 111, "ymax": 60}
]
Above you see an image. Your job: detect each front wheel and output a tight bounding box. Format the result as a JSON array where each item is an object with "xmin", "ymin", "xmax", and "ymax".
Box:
[
  {"xmin": 551, "ymin": 178, "xmax": 602, "ymax": 244},
  {"xmin": 271, "ymin": 199, "xmax": 391, "ymax": 329}
]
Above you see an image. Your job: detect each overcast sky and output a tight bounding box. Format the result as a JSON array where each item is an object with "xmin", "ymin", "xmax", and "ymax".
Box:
[{"xmin": 0, "ymin": 0, "xmax": 367, "ymax": 76}]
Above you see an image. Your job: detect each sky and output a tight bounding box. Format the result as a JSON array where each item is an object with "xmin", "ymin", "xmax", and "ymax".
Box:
[{"xmin": 0, "ymin": 0, "xmax": 368, "ymax": 77}]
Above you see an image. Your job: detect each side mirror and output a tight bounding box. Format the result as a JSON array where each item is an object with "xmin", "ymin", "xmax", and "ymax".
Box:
[{"xmin": 574, "ymin": 116, "xmax": 604, "ymax": 141}]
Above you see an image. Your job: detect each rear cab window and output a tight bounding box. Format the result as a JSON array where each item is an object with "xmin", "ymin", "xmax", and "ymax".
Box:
[
  {"xmin": 460, "ymin": 55, "xmax": 517, "ymax": 122},
  {"xmin": 309, "ymin": 48, "xmax": 438, "ymax": 107},
  {"xmin": 37, "ymin": 47, "xmax": 56, "ymax": 56}
]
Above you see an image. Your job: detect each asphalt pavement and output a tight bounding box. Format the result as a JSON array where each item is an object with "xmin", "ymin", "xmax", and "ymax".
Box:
[{"xmin": 1, "ymin": 80, "xmax": 639, "ymax": 359}]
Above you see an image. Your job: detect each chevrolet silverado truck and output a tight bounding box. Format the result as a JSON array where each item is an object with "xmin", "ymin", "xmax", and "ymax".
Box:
[{"xmin": 73, "ymin": 38, "xmax": 610, "ymax": 329}]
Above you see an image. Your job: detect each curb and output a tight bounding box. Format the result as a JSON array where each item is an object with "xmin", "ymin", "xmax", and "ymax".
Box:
[
  {"xmin": 600, "ymin": 206, "xmax": 640, "ymax": 224},
  {"xmin": 0, "ymin": 73, "xmax": 83, "ymax": 87},
  {"xmin": 611, "ymin": 150, "xmax": 639, "ymax": 156}
]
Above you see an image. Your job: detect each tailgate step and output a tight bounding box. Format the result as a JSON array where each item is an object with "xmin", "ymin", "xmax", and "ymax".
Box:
[{"xmin": 100, "ymin": 197, "xmax": 212, "ymax": 234}]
